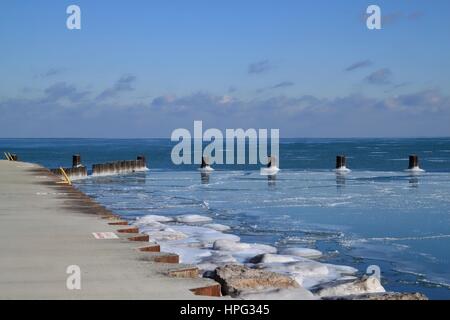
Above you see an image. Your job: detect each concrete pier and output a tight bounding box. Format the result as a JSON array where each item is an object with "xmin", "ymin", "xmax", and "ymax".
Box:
[{"xmin": 0, "ymin": 160, "xmax": 219, "ymax": 299}]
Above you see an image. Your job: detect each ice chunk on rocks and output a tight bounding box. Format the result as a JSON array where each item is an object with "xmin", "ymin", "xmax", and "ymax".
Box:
[
  {"xmin": 249, "ymin": 254, "xmax": 300, "ymax": 264},
  {"xmin": 212, "ymin": 264, "xmax": 299, "ymax": 297},
  {"xmin": 175, "ymin": 214, "xmax": 213, "ymax": 223},
  {"xmin": 204, "ymin": 223, "xmax": 231, "ymax": 232},
  {"xmin": 144, "ymin": 227, "xmax": 188, "ymax": 241},
  {"xmin": 136, "ymin": 215, "xmax": 174, "ymax": 224},
  {"xmin": 311, "ymin": 276, "xmax": 385, "ymax": 298}
]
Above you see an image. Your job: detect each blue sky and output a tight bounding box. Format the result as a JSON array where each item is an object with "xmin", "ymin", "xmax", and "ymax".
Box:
[{"xmin": 0, "ymin": 0, "xmax": 449, "ymax": 137}]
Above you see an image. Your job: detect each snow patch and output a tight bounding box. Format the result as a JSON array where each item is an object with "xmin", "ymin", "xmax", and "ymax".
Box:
[
  {"xmin": 280, "ymin": 247, "xmax": 322, "ymax": 259},
  {"xmin": 175, "ymin": 214, "xmax": 213, "ymax": 223}
]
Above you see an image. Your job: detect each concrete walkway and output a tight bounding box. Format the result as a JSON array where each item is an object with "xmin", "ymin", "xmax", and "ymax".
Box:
[{"xmin": 0, "ymin": 160, "xmax": 219, "ymax": 299}]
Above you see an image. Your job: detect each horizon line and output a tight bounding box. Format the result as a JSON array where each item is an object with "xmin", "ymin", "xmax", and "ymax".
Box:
[{"xmin": 1, "ymin": 136, "xmax": 450, "ymax": 140}]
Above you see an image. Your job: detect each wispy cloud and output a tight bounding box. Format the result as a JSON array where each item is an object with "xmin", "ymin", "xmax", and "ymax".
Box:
[
  {"xmin": 150, "ymin": 89, "xmax": 450, "ymax": 117},
  {"xmin": 43, "ymin": 82, "xmax": 89, "ymax": 103},
  {"xmin": 365, "ymin": 68, "xmax": 393, "ymax": 85},
  {"xmin": 36, "ymin": 68, "xmax": 65, "ymax": 78},
  {"xmin": 228, "ymin": 86, "xmax": 237, "ymax": 93},
  {"xmin": 257, "ymin": 81, "xmax": 295, "ymax": 93},
  {"xmin": 381, "ymin": 89, "xmax": 449, "ymax": 113},
  {"xmin": 272, "ymin": 81, "xmax": 294, "ymax": 89},
  {"xmin": 96, "ymin": 74, "xmax": 137, "ymax": 101},
  {"xmin": 248, "ymin": 60, "xmax": 272, "ymax": 74},
  {"xmin": 383, "ymin": 12, "xmax": 403, "ymax": 25},
  {"xmin": 384, "ymin": 82, "xmax": 411, "ymax": 93},
  {"xmin": 1, "ymin": 83, "xmax": 449, "ymax": 137},
  {"xmin": 408, "ymin": 11, "xmax": 425, "ymax": 21},
  {"xmin": 345, "ymin": 60, "xmax": 373, "ymax": 72}
]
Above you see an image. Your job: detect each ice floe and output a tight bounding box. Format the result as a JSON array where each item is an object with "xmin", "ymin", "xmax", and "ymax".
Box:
[
  {"xmin": 136, "ymin": 214, "xmax": 174, "ymax": 224},
  {"xmin": 175, "ymin": 214, "xmax": 213, "ymax": 223},
  {"xmin": 140, "ymin": 227, "xmax": 188, "ymax": 241},
  {"xmin": 312, "ymin": 276, "xmax": 385, "ymax": 298},
  {"xmin": 134, "ymin": 214, "xmax": 371, "ymax": 298},
  {"xmin": 213, "ymin": 239, "xmax": 277, "ymax": 258},
  {"xmin": 260, "ymin": 167, "xmax": 280, "ymax": 176},
  {"xmin": 249, "ymin": 253, "xmax": 300, "ymax": 264},
  {"xmin": 280, "ymin": 247, "xmax": 322, "ymax": 259},
  {"xmin": 204, "ymin": 223, "xmax": 231, "ymax": 232}
]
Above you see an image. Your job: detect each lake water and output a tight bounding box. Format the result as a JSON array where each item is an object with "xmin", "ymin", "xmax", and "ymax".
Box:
[{"xmin": 2, "ymin": 138, "xmax": 450, "ymax": 299}]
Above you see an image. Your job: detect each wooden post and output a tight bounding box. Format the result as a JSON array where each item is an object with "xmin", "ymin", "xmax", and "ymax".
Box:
[
  {"xmin": 336, "ymin": 155, "xmax": 346, "ymax": 169},
  {"xmin": 137, "ymin": 155, "xmax": 146, "ymax": 167},
  {"xmin": 108, "ymin": 163, "xmax": 114, "ymax": 174},
  {"xmin": 409, "ymin": 155, "xmax": 419, "ymax": 169},
  {"xmin": 114, "ymin": 162, "xmax": 120, "ymax": 174},
  {"xmin": 201, "ymin": 157, "xmax": 209, "ymax": 169},
  {"xmin": 72, "ymin": 154, "xmax": 81, "ymax": 168},
  {"xmin": 267, "ymin": 156, "xmax": 276, "ymax": 168}
]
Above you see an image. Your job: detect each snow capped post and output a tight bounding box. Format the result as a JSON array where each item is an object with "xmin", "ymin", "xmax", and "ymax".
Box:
[
  {"xmin": 137, "ymin": 155, "xmax": 146, "ymax": 168},
  {"xmin": 336, "ymin": 155, "xmax": 346, "ymax": 170},
  {"xmin": 335, "ymin": 155, "xmax": 351, "ymax": 173},
  {"xmin": 72, "ymin": 154, "xmax": 81, "ymax": 168},
  {"xmin": 407, "ymin": 154, "xmax": 425, "ymax": 172},
  {"xmin": 201, "ymin": 157, "xmax": 209, "ymax": 169},
  {"xmin": 267, "ymin": 156, "xmax": 276, "ymax": 168},
  {"xmin": 199, "ymin": 156, "xmax": 214, "ymax": 172},
  {"xmin": 408, "ymin": 155, "xmax": 419, "ymax": 170}
]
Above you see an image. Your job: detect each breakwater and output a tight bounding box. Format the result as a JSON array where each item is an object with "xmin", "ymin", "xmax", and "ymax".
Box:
[
  {"xmin": 0, "ymin": 159, "xmax": 221, "ymax": 299},
  {"xmin": 48, "ymin": 154, "xmax": 147, "ymax": 180},
  {"xmin": 92, "ymin": 156, "xmax": 147, "ymax": 176}
]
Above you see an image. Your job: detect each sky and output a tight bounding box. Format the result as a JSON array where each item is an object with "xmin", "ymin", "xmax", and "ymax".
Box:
[{"xmin": 0, "ymin": 0, "xmax": 449, "ymax": 138}]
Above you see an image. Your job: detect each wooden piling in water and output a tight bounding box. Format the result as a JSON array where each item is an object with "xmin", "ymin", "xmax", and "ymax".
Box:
[
  {"xmin": 137, "ymin": 155, "xmax": 146, "ymax": 167},
  {"xmin": 91, "ymin": 156, "xmax": 147, "ymax": 176},
  {"xmin": 267, "ymin": 156, "xmax": 276, "ymax": 168},
  {"xmin": 72, "ymin": 154, "xmax": 81, "ymax": 168},
  {"xmin": 50, "ymin": 166, "xmax": 87, "ymax": 180},
  {"xmin": 201, "ymin": 157, "xmax": 209, "ymax": 168},
  {"xmin": 336, "ymin": 155, "xmax": 346, "ymax": 169},
  {"xmin": 409, "ymin": 155, "xmax": 419, "ymax": 169}
]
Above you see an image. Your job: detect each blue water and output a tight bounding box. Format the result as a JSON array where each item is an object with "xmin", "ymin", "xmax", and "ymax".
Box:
[{"xmin": 2, "ymin": 138, "xmax": 450, "ymax": 299}]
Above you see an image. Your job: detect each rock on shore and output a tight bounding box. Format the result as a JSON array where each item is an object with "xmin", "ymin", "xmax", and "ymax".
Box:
[
  {"xmin": 211, "ymin": 264, "xmax": 299, "ymax": 297},
  {"xmin": 311, "ymin": 275, "xmax": 385, "ymax": 298},
  {"xmin": 209, "ymin": 265, "xmax": 428, "ymax": 300}
]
